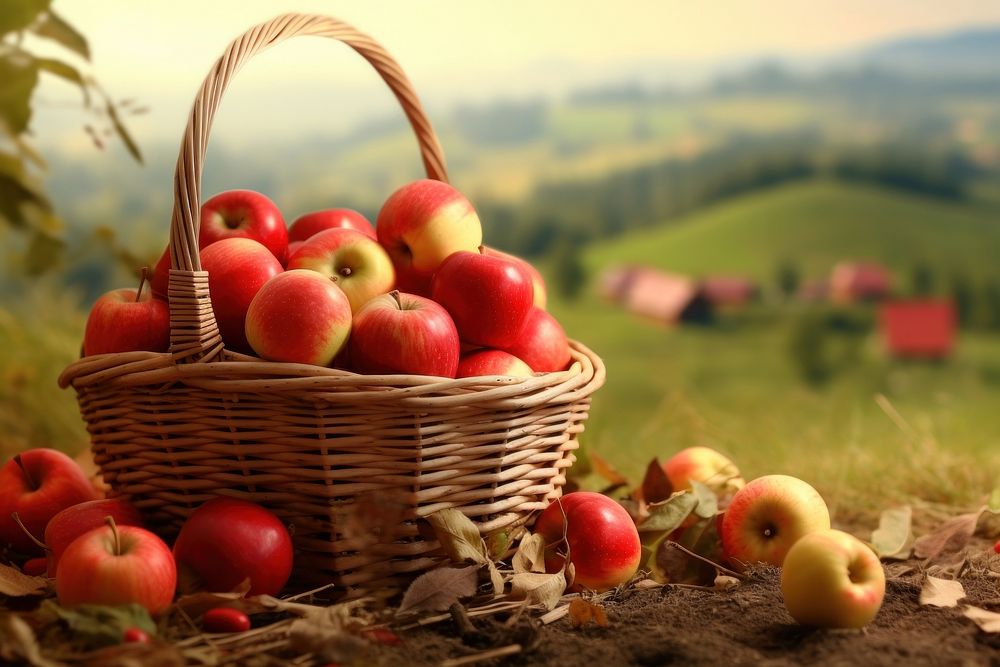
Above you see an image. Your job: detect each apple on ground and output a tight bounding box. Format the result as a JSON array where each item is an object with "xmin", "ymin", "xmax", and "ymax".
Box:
[
  {"xmin": 287, "ymin": 228, "xmax": 395, "ymax": 313},
  {"xmin": 200, "ymin": 189, "xmax": 288, "ymax": 266},
  {"xmin": 348, "ymin": 291, "xmax": 460, "ymax": 378},
  {"xmin": 662, "ymin": 446, "xmax": 745, "ymax": 498},
  {"xmin": 56, "ymin": 517, "xmax": 176, "ymax": 615},
  {"xmin": 376, "ymin": 179, "xmax": 482, "ymax": 295},
  {"xmin": 0, "ymin": 449, "xmax": 98, "ymax": 555},
  {"xmin": 534, "ymin": 491, "xmax": 642, "ymax": 592},
  {"xmin": 431, "ymin": 248, "xmax": 534, "ymax": 348},
  {"xmin": 720, "ymin": 474, "xmax": 831, "ymax": 569},
  {"xmin": 172, "ymin": 497, "xmax": 293, "ymax": 597},
  {"xmin": 83, "ymin": 274, "xmax": 169, "ymax": 356},
  {"xmin": 482, "ymin": 246, "xmax": 548, "ymax": 310},
  {"xmin": 289, "ymin": 208, "xmax": 376, "ymax": 242},
  {"xmin": 781, "ymin": 528, "xmax": 886, "ymax": 628},
  {"xmin": 994, "ymin": 539, "xmax": 1000, "ymax": 554},
  {"xmin": 501, "ymin": 307, "xmax": 571, "ymax": 373},
  {"xmin": 245, "ymin": 270, "xmax": 353, "ymax": 366},
  {"xmin": 199, "ymin": 237, "xmax": 283, "ymax": 354},
  {"xmin": 456, "ymin": 350, "xmax": 533, "ymax": 378},
  {"xmin": 44, "ymin": 497, "xmax": 144, "ymax": 577}
]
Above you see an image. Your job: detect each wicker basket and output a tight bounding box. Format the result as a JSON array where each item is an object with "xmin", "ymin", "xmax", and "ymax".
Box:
[{"xmin": 58, "ymin": 13, "xmax": 605, "ymax": 597}]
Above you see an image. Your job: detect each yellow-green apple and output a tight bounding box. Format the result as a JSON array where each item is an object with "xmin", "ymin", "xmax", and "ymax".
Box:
[
  {"xmin": 83, "ymin": 286, "xmax": 169, "ymax": 357},
  {"xmin": 501, "ymin": 307, "xmax": 571, "ymax": 373},
  {"xmin": 172, "ymin": 497, "xmax": 292, "ymax": 596},
  {"xmin": 289, "ymin": 208, "xmax": 376, "ymax": 242},
  {"xmin": 56, "ymin": 518, "xmax": 176, "ymax": 615},
  {"xmin": 431, "ymin": 249, "xmax": 534, "ymax": 348},
  {"xmin": 200, "ymin": 238, "xmax": 283, "ymax": 354},
  {"xmin": 781, "ymin": 529, "xmax": 886, "ymax": 628},
  {"xmin": 534, "ymin": 491, "xmax": 641, "ymax": 592},
  {"xmin": 44, "ymin": 498, "xmax": 144, "ymax": 577},
  {"xmin": 245, "ymin": 270, "xmax": 352, "ymax": 366},
  {"xmin": 200, "ymin": 189, "xmax": 288, "ymax": 265},
  {"xmin": 456, "ymin": 350, "xmax": 533, "ymax": 378},
  {"xmin": 287, "ymin": 228, "xmax": 395, "ymax": 313},
  {"xmin": 0, "ymin": 449, "xmax": 98, "ymax": 555},
  {"xmin": 720, "ymin": 474, "xmax": 830, "ymax": 568},
  {"xmin": 483, "ymin": 246, "xmax": 547, "ymax": 310},
  {"xmin": 348, "ymin": 291, "xmax": 460, "ymax": 377},
  {"xmin": 662, "ymin": 446, "xmax": 745, "ymax": 498},
  {"xmin": 376, "ymin": 179, "xmax": 482, "ymax": 295}
]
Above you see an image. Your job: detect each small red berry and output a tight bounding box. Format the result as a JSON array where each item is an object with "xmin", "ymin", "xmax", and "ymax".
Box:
[
  {"xmin": 122, "ymin": 627, "xmax": 150, "ymax": 644},
  {"xmin": 203, "ymin": 607, "xmax": 251, "ymax": 633},
  {"xmin": 993, "ymin": 539, "xmax": 1000, "ymax": 554},
  {"xmin": 362, "ymin": 627, "xmax": 402, "ymax": 646},
  {"xmin": 21, "ymin": 557, "xmax": 47, "ymax": 577}
]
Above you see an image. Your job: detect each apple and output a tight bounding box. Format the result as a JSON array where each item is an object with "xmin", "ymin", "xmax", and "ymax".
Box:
[
  {"xmin": 44, "ymin": 497, "xmax": 144, "ymax": 577},
  {"xmin": 199, "ymin": 237, "xmax": 283, "ymax": 354},
  {"xmin": 289, "ymin": 208, "xmax": 376, "ymax": 242},
  {"xmin": 83, "ymin": 274, "xmax": 169, "ymax": 356},
  {"xmin": 56, "ymin": 518, "xmax": 176, "ymax": 615},
  {"xmin": 482, "ymin": 246, "xmax": 547, "ymax": 310},
  {"xmin": 662, "ymin": 446, "xmax": 745, "ymax": 498},
  {"xmin": 534, "ymin": 491, "xmax": 641, "ymax": 592},
  {"xmin": 994, "ymin": 539, "xmax": 1000, "ymax": 555},
  {"xmin": 456, "ymin": 350, "xmax": 533, "ymax": 378},
  {"xmin": 150, "ymin": 245, "xmax": 172, "ymax": 299},
  {"xmin": 245, "ymin": 270, "xmax": 352, "ymax": 366},
  {"xmin": 21, "ymin": 558, "xmax": 47, "ymax": 577},
  {"xmin": 376, "ymin": 179, "xmax": 483, "ymax": 295},
  {"xmin": 287, "ymin": 228, "xmax": 395, "ymax": 313},
  {"xmin": 501, "ymin": 307, "xmax": 571, "ymax": 373},
  {"xmin": 781, "ymin": 528, "xmax": 886, "ymax": 628},
  {"xmin": 348, "ymin": 291, "xmax": 460, "ymax": 378},
  {"xmin": 720, "ymin": 474, "xmax": 831, "ymax": 568},
  {"xmin": 200, "ymin": 189, "xmax": 288, "ymax": 265},
  {"xmin": 0, "ymin": 449, "xmax": 98, "ymax": 555},
  {"xmin": 172, "ymin": 497, "xmax": 293, "ymax": 597},
  {"xmin": 431, "ymin": 249, "xmax": 534, "ymax": 348}
]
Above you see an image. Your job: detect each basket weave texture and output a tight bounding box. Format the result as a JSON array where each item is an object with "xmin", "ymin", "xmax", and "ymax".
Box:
[{"xmin": 58, "ymin": 13, "xmax": 605, "ymax": 596}]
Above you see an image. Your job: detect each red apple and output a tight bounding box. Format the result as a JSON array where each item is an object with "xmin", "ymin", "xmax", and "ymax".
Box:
[
  {"xmin": 720, "ymin": 474, "xmax": 831, "ymax": 568},
  {"xmin": 200, "ymin": 190, "xmax": 288, "ymax": 265},
  {"xmin": 534, "ymin": 491, "xmax": 641, "ymax": 592},
  {"xmin": 83, "ymin": 283, "xmax": 169, "ymax": 357},
  {"xmin": 44, "ymin": 497, "xmax": 144, "ymax": 578},
  {"xmin": 0, "ymin": 449, "xmax": 98, "ymax": 555},
  {"xmin": 56, "ymin": 518, "xmax": 176, "ymax": 615},
  {"xmin": 172, "ymin": 497, "xmax": 293, "ymax": 597},
  {"xmin": 482, "ymin": 246, "xmax": 547, "ymax": 310},
  {"xmin": 501, "ymin": 307, "xmax": 571, "ymax": 373},
  {"xmin": 200, "ymin": 238, "xmax": 283, "ymax": 354},
  {"xmin": 289, "ymin": 208, "xmax": 376, "ymax": 242},
  {"xmin": 662, "ymin": 446, "xmax": 745, "ymax": 498},
  {"xmin": 348, "ymin": 291, "xmax": 460, "ymax": 377},
  {"xmin": 151, "ymin": 245, "xmax": 172, "ymax": 299},
  {"xmin": 245, "ymin": 270, "xmax": 352, "ymax": 366},
  {"xmin": 287, "ymin": 228, "xmax": 395, "ymax": 313},
  {"xmin": 431, "ymin": 249, "xmax": 534, "ymax": 348},
  {"xmin": 456, "ymin": 350, "xmax": 533, "ymax": 378},
  {"xmin": 376, "ymin": 179, "xmax": 483, "ymax": 295}
]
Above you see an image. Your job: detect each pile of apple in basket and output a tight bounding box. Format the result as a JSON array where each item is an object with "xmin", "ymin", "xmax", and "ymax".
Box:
[{"xmin": 84, "ymin": 178, "xmax": 568, "ymax": 377}]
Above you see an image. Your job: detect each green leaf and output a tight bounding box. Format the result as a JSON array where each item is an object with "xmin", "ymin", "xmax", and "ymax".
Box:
[
  {"xmin": 105, "ymin": 100, "xmax": 143, "ymax": 164},
  {"xmin": 871, "ymin": 506, "xmax": 914, "ymax": 560},
  {"xmin": 0, "ymin": 55, "xmax": 40, "ymax": 135},
  {"xmin": 690, "ymin": 479, "xmax": 719, "ymax": 519},
  {"xmin": 39, "ymin": 600, "xmax": 156, "ymax": 647},
  {"xmin": 0, "ymin": 0, "xmax": 50, "ymax": 37},
  {"xmin": 31, "ymin": 9, "xmax": 90, "ymax": 60},
  {"xmin": 34, "ymin": 57, "xmax": 90, "ymax": 105},
  {"xmin": 638, "ymin": 491, "xmax": 697, "ymax": 533}
]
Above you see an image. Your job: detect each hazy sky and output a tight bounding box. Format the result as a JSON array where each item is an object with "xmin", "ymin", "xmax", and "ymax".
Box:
[{"xmin": 28, "ymin": 0, "xmax": 1000, "ymax": 151}]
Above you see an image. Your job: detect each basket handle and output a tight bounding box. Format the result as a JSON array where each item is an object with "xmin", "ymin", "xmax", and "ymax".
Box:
[{"xmin": 167, "ymin": 13, "xmax": 448, "ymax": 363}]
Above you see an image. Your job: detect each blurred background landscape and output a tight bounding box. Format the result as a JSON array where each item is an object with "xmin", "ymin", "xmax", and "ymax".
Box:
[{"xmin": 3, "ymin": 0, "xmax": 1000, "ymax": 515}]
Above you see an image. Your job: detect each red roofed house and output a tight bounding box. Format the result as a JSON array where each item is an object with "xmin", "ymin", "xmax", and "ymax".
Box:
[
  {"xmin": 698, "ymin": 276, "xmax": 759, "ymax": 308},
  {"xmin": 598, "ymin": 265, "xmax": 712, "ymax": 324},
  {"xmin": 830, "ymin": 262, "xmax": 892, "ymax": 303},
  {"xmin": 879, "ymin": 300, "xmax": 956, "ymax": 359}
]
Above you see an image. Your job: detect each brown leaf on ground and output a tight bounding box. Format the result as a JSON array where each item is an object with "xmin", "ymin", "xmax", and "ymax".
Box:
[
  {"xmin": 513, "ymin": 533, "xmax": 546, "ymax": 574},
  {"xmin": 0, "ymin": 562, "xmax": 48, "ymax": 597},
  {"xmin": 589, "ymin": 450, "xmax": 628, "ymax": 486},
  {"xmin": 0, "ymin": 613, "xmax": 62, "ymax": 667},
  {"xmin": 714, "ymin": 575, "xmax": 740, "ymax": 591},
  {"xmin": 509, "ymin": 571, "xmax": 567, "ymax": 611},
  {"xmin": 913, "ymin": 508, "xmax": 984, "ymax": 564},
  {"xmin": 872, "ymin": 506, "xmax": 914, "ymax": 560},
  {"xmin": 639, "ymin": 458, "xmax": 674, "ymax": 504},
  {"xmin": 398, "ymin": 565, "xmax": 480, "ymax": 615},
  {"xmin": 919, "ymin": 576, "xmax": 966, "ymax": 608},
  {"xmin": 171, "ymin": 583, "xmax": 263, "ymax": 619},
  {"xmin": 964, "ymin": 606, "xmax": 1000, "ymax": 633},
  {"xmin": 568, "ymin": 598, "xmax": 609, "ymax": 628}
]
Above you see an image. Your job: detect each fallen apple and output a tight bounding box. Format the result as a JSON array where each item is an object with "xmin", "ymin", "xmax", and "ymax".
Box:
[{"xmin": 662, "ymin": 446, "xmax": 745, "ymax": 498}]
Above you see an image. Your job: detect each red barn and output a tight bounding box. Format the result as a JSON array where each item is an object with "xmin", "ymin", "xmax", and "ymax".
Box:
[
  {"xmin": 879, "ymin": 300, "xmax": 956, "ymax": 359},
  {"xmin": 699, "ymin": 276, "xmax": 759, "ymax": 307},
  {"xmin": 830, "ymin": 262, "xmax": 892, "ymax": 303}
]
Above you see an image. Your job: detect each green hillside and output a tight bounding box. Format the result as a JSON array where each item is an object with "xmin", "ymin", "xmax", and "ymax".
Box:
[{"xmin": 583, "ymin": 179, "xmax": 1000, "ymax": 285}]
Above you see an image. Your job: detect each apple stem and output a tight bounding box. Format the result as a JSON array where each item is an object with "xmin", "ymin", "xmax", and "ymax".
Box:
[
  {"xmin": 10, "ymin": 512, "xmax": 49, "ymax": 551},
  {"xmin": 12, "ymin": 454, "xmax": 38, "ymax": 491},
  {"xmin": 389, "ymin": 290, "xmax": 402, "ymax": 310},
  {"xmin": 666, "ymin": 541, "xmax": 748, "ymax": 580},
  {"xmin": 477, "ymin": 245, "xmax": 486, "ymax": 255},
  {"xmin": 105, "ymin": 515, "xmax": 121, "ymax": 556},
  {"xmin": 136, "ymin": 266, "xmax": 149, "ymax": 302}
]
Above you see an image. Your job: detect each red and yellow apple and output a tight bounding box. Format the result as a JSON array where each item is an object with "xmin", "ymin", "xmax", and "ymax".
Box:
[
  {"xmin": 200, "ymin": 189, "xmax": 288, "ymax": 265},
  {"xmin": 287, "ymin": 228, "xmax": 394, "ymax": 313},
  {"xmin": 83, "ymin": 287, "xmax": 169, "ymax": 357},
  {"xmin": 289, "ymin": 208, "xmax": 376, "ymax": 242},
  {"xmin": 662, "ymin": 446, "xmax": 745, "ymax": 498},
  {"xmin": 781, "ymin": 528, "xmax": 886, "ymax": 628},
  {"xmin": 456, "ymin": 350, "xmax": 533, "ymax": 378},
  {"xmin": 482, "ymin": 246, "xmax": 547, "ymax": 310},
  {"xmin": 534, "ymin": 491, "xmax": 641, "ymax": 592},
  {"xmin": 501, "ymin": 307, "xmax": 571, "ymax": 373},
  {"xmin": 44, "ymin": 497, "xmax": 144, "ymax": 577}
]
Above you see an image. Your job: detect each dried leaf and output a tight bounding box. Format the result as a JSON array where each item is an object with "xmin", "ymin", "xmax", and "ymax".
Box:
[
  {"xmin": 913, "ymin": 508, "xmax": 984, "ymax": 563},
  {"xmin": 589, "ymin": 450, "xmax": 628, "ymax": 486},
  {"xmin": 484, "ymin": 529, "xmax": 511, "ymax": 561},
  {"xmin": 513, "ymin": 533, "xmax": 547, "ymax": 574},
  {"xmin": 964, "ymin": 606, "xmax": 1000, "ymax": 633},
  {"xmin": 39, "ymin": 601, "xmax": 156, "ymax": 647},
  {"xmin": 640, "ymin": 458, "xmax": 674, "ymax": 504},
  {"xmin": 0, "ymin": 612, "xmax": 62, "ymax": 667},
  {"xmin": 172, "ymin": 584, "xmax": 263, "ymax": 619},
  {"xmin": 288, "ymin": 617, "xmax": 369, "ymax": 664},
  {"xmin": 650, "ymin": 515, "xmax": 723, "ymax": 586},
  {"xmin": 510, "ymin": 571, "xmax": 566, "ymax": 611},
  {"xmin": 639, "ymin": 492, "xmax": 698, "ymax": 533},
  {"xmin": 398, "ymin": 565, "xmax": 479, "ymax": 615},
  {"xmin": 105, "ymin": 100, "xmax": 142, "ymax": 164},
  {"xmin": 872, "ymin": 506, "xmax": 914, "ymax": 560},
  {"xmin": 487, "ymin": 560, "xmax": 504, "ymax": 597},
  {"xmin": 426, "ymin": 508, "xmax": 489, "ymax": 565},
  {"xmin": 568, "ymin": 598, "xmax": 609, "ymax": 627},
  {"xmin": 919, "ymin": 576, "xmax": 965, "ymax": 608},
  {"xmin": 690, "ymin": 480, "xmax": 718, "ymax": 519},
  {"xmin": 714, "ymin": 575, "xmax": 740, "ymax": 591},
  {"xmin": 0, "ymin": 562, "xmax": 48, "ymax": 597},
  {"xmin": 632, "ymin": 579, "xmax": 664, "ymax": 590}
]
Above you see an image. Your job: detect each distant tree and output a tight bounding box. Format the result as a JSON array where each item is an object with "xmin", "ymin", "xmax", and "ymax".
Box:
[
  {"xmin": 787, "ymin": 311, "xmax": 831, "ymax": 385},
  {"xmin": 949, "ymin": 272, "xmax": 975, "ymax": 328},
  {"xmin": 911, "ymin": 260, "xmax": 935, "ymax": 296},
  {"xmin": 776, "ymin": 260, "xmax": 801, "ymax": 300},
  {"xmin": 549, "ymin": 238, "xmax": 586, "ymax": 301},
  {"xmin": 979, "ymin": 279, "xmax": 1000, "ymax": 331}
]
